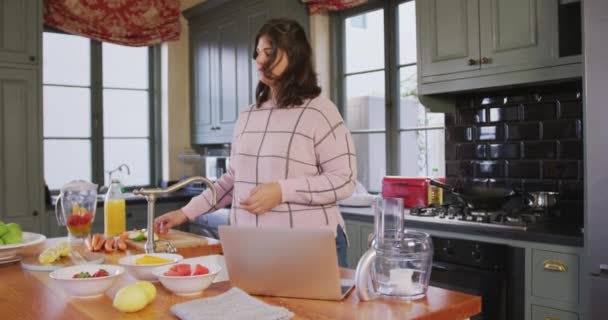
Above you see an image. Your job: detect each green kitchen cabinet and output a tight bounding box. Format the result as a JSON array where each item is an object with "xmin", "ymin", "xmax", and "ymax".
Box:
[
  {"xmin": 0, "ymin": 67, "xmax": 43, "ymax": 233},
  {"xmin": 185, "ymin": 0, "xmax": 308, "ymax": 145},
  {"xmin": 416, "ymin": 0, "xmax": 582, "ymax": 94},
  {"xmin": 0, "ymin": 0, "xmax": 40, "ymax": 65},
  {"xmin": 344, "ymin": 218, "xmax": 374, "ymax": 269}
]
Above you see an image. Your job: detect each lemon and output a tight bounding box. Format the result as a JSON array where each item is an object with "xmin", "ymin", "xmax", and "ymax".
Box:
[
  {"xmin": 38, "ymin": 247, "xmax": 60, "ymax": 264},
  {"xmin": 113, "ymin": 285, "xmax": 149, "ymax": 312},
  {"xmin": 56, "ymin": 241, "xmax": 72, "ymax": 257},
  {"xmin": 135, "ymin": 281, "xmax": 157, "ymax": 303}
]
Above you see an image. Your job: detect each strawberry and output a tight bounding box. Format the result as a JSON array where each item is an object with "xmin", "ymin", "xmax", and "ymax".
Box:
[
  {"xmin": 92, "ymin": 269, "xmax": 109, "ymax": 278},
  {"xmin": 192, "ymin": 264, "xmax": 209, "ymax": 276}
]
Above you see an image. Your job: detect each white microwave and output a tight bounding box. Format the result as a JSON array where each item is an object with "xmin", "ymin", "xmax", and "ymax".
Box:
[{"xmin": 205, "ymin": 156, "xmax": 229, "ymax": 181}]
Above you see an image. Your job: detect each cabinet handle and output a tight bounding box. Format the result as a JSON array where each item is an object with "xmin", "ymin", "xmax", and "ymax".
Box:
[
  {"xmin": 480, "ymin": 57, "xmax": 492, "ymax": 64},
  {"xmin": 29, "ymin": 56, "xmax": 36, "ymax": 62},
  {"xmin": 543, "ymin": 259, "xmax": 567, "ymax": 272},
  {"xmin": 467, "ymin": 59, "xmax": 478, "ymax": 66},
  {"xmin": 32, "ymin": 210, "xmax": 39, "ymax": 216},
  {"xmin": 126, "ymin": 212, "xmax": 133, "ymax": 218},
  {"xmin": 544, "ymin": 317, "xmax": 560, "ymax": 320},
  {"xmin": 215, "ymin": 126, "xmax": 221, "ymax": 130}
]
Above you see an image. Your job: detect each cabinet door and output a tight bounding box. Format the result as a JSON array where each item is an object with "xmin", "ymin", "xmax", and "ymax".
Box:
[
  {"xmin": 242, "ymin": 2, "xmax": 270, "ymax": 106},
  {"xmin": 0, "ymin": 68, "xmax": 43, "ymax": 232},
  {"xmin": 417, "ymin": 0, "xmax": 480, "ymax": 77},
  {"xmin": 479, "ymin": 0, "xmax": 555, "ymax": 72},
  {"xmin": 0, "ymin": 0, "xmax": 39, "ymax": 64},
  {"xmin": 191, "ymin": 26, "xmax": 219, "ymax": 144},
  {"xmin": 215, "ymin": 12, "xmax": 241, "ymax": 142}
]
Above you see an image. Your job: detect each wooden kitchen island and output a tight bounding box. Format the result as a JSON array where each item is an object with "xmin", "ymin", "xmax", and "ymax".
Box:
[{"xmin": 0, "ymin": 235, "xmax": 480, "ymax": 320}]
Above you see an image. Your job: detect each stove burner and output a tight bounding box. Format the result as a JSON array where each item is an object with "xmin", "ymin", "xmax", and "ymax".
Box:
[{"xmin": 406, "ymin": 203, "xmax": 559, "ymax": 230}]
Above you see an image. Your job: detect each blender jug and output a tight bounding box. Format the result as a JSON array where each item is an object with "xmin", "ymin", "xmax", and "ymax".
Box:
[
  {"xmin": 55, "ymin": 180, "xmax": 98, "ymax": 243},
  {"xmin": 355, "ymin": 197, "xmax": 433, "ymax": 301}
]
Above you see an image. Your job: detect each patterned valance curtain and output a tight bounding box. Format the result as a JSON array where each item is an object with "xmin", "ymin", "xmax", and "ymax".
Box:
[
  {"xmin": 43, "ymin": 0, "xmax": 181, "ymax": 47},
  {"xmin": 300, "ymin": 0, "xmax": 368, "ymax": 14}
]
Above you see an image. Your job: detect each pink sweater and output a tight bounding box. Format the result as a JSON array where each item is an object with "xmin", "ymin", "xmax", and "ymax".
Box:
[{"xmin": 181, "ymin": 96, "xmax": 357, "ymax": 235}]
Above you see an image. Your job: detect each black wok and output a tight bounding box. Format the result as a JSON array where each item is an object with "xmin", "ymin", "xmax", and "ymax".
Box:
[{"xmin": 429, "ymin": 179, "xmax": 519, "ymax": 210}]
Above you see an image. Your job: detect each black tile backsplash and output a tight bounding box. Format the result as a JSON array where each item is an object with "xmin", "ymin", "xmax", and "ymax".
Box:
[
  {"xmin": 445, "ymin": 81, "xmax": 584, "ymax": 207},
  {"xmin": 458, "ymin": 143, "xmax": 486, "ymax": 159},
  {"xmin": 490, "ymin": 143, "xmax": 520, "ymax": 159},
  {"xmin": 507, "ymin": 123, "xmax": 540, "ymax": 140},
  {"xmin": 522, "ymin": 102, "xmax": 557, "ymax": 120},
  {"xmin": 543, "ymin": 119, "xmax": 581, "ymax": 139},
  {"xmin": 489, "ymin": 105, "xmax": 520, "ymax": 122},
  {"xmin": 523, "ymin": 141, "xmax": 557, "ymax": 159},
  {"xmin": 477, "ymin": 125, "xmax": 506, "ymax": 141}
]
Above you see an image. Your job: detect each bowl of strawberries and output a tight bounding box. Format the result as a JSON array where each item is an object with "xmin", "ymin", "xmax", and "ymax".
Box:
[{"xmin": 152, "ymin": 262, "xmax": 221, "ymax": 296}]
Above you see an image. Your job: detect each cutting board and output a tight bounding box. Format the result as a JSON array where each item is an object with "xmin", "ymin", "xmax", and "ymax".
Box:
[
  {"xmin": 124, "ymin": 229, "xmax": 209, "ymax": 251},
  {"xmin": 20, "ymin": 246, "xmax": 105, "ymax": 271}
]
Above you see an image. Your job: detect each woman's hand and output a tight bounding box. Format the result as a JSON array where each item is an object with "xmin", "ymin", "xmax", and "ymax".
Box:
[
  {"xmin": 239, "ymin": 182, "xmax": 282, "ymax": 215},
  {"xmin": 154, "ymin": 209, "xmax": 189, "ymax": 235}
]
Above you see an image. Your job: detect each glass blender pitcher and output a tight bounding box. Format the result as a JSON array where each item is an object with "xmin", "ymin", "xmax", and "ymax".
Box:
[
  {"xmin": 355, "ymin": 197, "xmax": 434, "ymax": 301},
  {"xmin": 55, "ymin": 180, "xmax": 98, "ymax": 243}
]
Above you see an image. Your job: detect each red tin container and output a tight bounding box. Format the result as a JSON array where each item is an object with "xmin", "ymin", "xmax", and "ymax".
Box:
[{"xmin": 382, "ymin": 176, "xmax": 445, "ymax": 208}]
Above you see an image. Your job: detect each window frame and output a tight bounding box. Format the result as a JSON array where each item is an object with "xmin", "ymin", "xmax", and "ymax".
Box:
[
  {"xmin": 330, "ymin": 0, "xmax": 445, "ymax": 182},
  {"xmin": 42, "ymin": 28, "xmax": 162, "ymax": 190}
]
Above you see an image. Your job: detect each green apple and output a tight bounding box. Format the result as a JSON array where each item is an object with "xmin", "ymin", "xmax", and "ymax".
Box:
[
  {"xmin": 1, "ymin": 229, "xmax": 22, "ymax": 244},
  {"xmin": 0, "ymin": 222, "xmax": 7, "ymax": 238},
  {"xmin": 6, "ymin": 223, "xmax": 22, "ymax": 237}
]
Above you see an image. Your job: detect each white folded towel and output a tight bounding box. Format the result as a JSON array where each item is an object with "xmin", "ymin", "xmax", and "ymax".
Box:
[{"xmin": 170, "ymin": 287, "xmax": 294, "ymax": 320}]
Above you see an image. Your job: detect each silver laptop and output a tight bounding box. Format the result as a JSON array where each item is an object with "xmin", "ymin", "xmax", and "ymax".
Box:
[{"xmin": 218, "ymin": 225, "xmax": 355, "ymax": 301}]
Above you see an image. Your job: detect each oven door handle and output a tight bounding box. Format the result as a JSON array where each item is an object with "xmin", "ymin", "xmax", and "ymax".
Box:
[{"xmin": 432, "ymin": 262, "xmax": 450, "ymax": 271}]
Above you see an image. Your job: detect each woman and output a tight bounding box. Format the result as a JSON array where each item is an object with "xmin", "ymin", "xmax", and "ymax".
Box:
[{"xmin": 154, "ymin": 18, "xmax": 357, "ymax": 267}]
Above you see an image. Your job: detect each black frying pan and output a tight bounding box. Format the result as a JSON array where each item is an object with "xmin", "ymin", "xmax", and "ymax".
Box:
[{"xmin": 429, "ymin": 179, "xmax": 519, "ymax": 210}]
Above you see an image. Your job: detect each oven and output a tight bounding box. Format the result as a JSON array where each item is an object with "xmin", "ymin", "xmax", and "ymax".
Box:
[{"xmin": 430, "ymin": 236, "xmax": 525, "ymax": 320}]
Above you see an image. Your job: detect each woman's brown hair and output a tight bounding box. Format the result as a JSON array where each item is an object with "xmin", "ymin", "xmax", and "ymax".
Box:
[{"xmin": 253, "ymin": 18, "xmax": 321, "ymax": 108}]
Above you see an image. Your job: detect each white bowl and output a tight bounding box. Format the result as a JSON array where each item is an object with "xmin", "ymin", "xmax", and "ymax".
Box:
[
  {"xmin": 49, "ymin": 264, "xmax": 124, "ymax": 299},
  {"xmin": 0, "ymin": 232, "xmax": 46, "ymax": 260},
  {"xmin": 118, "ymin": 253, "xmax": 183, "ymax": 281},
  {"xmin": 152, "ymin": 262, "xmax": 221, "ymax": 296}
]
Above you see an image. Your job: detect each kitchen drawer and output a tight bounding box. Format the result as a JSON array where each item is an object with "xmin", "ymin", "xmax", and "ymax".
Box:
[
  {"xmin": 532, "ymin": 305, "xmax": 578, "ymax": 320},
  {"xmin": 532, "ymin": 249, "xmax": 579, "ymax": 304}
]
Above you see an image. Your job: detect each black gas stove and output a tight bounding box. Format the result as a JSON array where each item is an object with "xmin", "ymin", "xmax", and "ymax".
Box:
[{"xmin": 406, "ymin": 203, "xmax": 558, "ymax": 230}]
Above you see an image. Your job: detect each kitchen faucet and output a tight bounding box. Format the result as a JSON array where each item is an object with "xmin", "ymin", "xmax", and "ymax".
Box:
[
  {"xmin": 133, "ymin": 176, "xmax": 217, "ymax": 253},
  {"xmin": 100, "ymin": 163, "xmax": 131, "ymax": 193}
]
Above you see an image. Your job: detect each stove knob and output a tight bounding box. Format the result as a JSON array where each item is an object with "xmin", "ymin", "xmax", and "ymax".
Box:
[
  {"xmin": 472, "ymin": 249, "xmax": 482, "ymax": 262},
  {"xmin": 443, "ymin": 243, "xmax": 454, "ymax": 256}
]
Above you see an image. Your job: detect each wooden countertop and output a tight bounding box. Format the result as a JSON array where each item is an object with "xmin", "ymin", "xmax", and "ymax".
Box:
[{"xmin": 0, "ymin": 235, "xmax": 480, "ymax": 320}]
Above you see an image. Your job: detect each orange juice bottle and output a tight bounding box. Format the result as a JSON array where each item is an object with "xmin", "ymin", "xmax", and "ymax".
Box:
[{"xmin": 104, "ymin": 180, "xmax": 126, "ymax": 236}]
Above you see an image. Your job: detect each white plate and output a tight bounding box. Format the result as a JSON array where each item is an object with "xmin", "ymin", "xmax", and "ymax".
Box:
[{"xmin": 0, "ymin": 232, "xmax": 46, "ymax": 260}]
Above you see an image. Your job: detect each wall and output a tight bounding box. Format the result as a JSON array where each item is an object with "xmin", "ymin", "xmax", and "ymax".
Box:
[
  {"xmin": 445, "ymin": 81, "xmax": 584, "ymax": 220},
  {"xmin": 162, "ymin": 0, "xmax": 206, "ymax": 182}
]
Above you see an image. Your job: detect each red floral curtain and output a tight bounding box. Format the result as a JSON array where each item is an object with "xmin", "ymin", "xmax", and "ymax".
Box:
[
  {"xmin": 301, "ymin": 0, "xmax": 368, "ymax": 14},
  {"xmin": 43, "ymin": 0, "xmax": 181, "ymax": 47}
]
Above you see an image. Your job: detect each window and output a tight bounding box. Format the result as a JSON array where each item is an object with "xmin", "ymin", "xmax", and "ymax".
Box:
[
  {"xmin": 43, "ymin": 32, "xmax": 160, "ymax": 190},
  {"xmin": 333, "ymin": 0, "xmax": 445, "ymax": 192}
]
